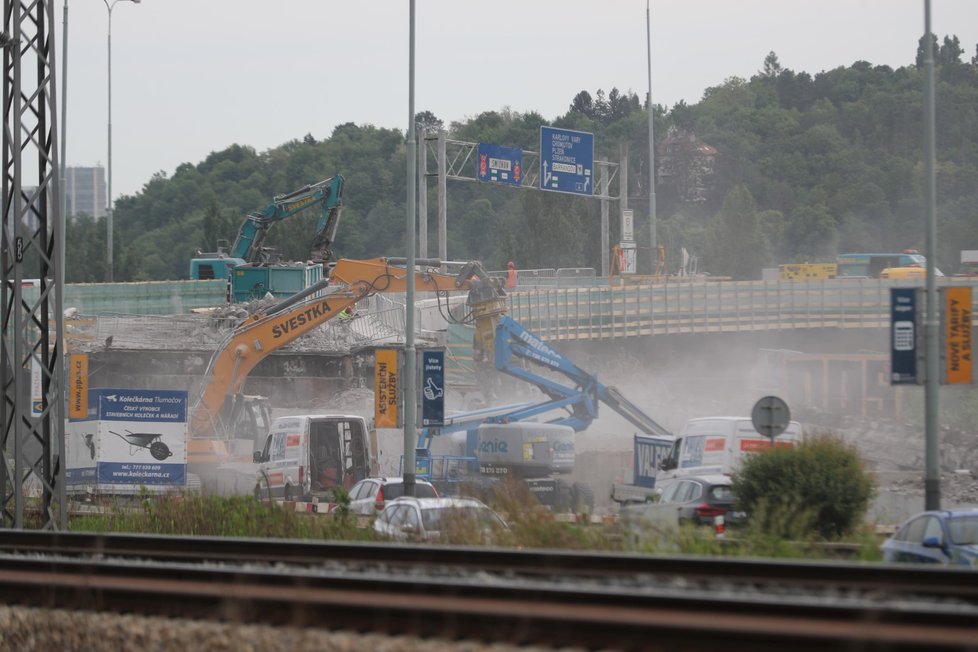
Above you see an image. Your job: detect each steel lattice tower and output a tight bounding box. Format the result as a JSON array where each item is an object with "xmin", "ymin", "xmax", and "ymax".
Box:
[{"xmin": 1, "ymin": 0, "xmax": 65, "ymax": 529}]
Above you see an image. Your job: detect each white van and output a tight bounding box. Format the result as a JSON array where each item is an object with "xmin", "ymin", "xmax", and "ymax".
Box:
[
  {"xmin": 253, "ymin": 414, "xmax": 378, "ymax": 501},
  {"xmin": 656, "ymin": 416, "xmax": 802, "ymax": 486}
]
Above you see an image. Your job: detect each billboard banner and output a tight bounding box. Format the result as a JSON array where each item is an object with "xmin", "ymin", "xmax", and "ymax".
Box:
[
  {"xmin": 632, "ymin": 434, "xmax": 674, "ymax": 488},
  {"xmin": 89, "ymin": 388, "xmax": 188, "ymax": 486},
  {"xmin": 65, "ymin": 420, "xmax": 97, "ymax": 485},
  {"xmin": 943, "ymin": 286, "xmax": 973, "ymax": 384},
  {"xmin": 68, "ymin": 354, "xmax": 89, "ymax": 420},
  {"xmin": 421, "ymin": 349, "xmax": 445, "ymax": 427},
  {"xmin": 890, "ymin": 288, "xmax": 920, "ymax": 385},
  {"xmin": 374, "ymin": 348, "xmax": 400, "ymax": 428}
]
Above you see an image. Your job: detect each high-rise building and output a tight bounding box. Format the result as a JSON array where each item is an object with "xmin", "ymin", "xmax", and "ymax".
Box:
[{"xmin": 65, "ymin": 165, "xmax": 106, "ymax": 219}]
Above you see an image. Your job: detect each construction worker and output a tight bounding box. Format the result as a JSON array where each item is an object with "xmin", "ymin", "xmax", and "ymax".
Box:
[
  {"xmin": 338, "ymin": 306, "xmax": 355, "ymax": 321},
  {"xmin": 505, "ymin": 261, "xmax": 518, "ymax": 289}
]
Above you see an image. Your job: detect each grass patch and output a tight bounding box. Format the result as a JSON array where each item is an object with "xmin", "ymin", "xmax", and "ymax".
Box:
[
  {"xmin": 67, "ymin": 483, "xmax": 883, "ymax": 562},
  {"xmin": 70, "ymin": 489, "xmax": 372, "ymax": 541}
]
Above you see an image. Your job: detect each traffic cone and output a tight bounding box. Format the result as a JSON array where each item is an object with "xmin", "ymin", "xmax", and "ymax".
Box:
[{"xmin": 714, "ymin": 514, "xmax": 725, "ymax": 539}]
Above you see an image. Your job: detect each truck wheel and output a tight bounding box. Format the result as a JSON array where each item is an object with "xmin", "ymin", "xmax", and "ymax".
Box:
[{"xmin": 571, "ymin": 482, "xmax": 595, "ymax": 513}]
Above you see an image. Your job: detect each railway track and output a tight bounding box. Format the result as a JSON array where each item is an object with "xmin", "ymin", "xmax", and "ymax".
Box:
[{"xmin": 0, "ymin": 531, "xmax": 975, "ymax": 651}]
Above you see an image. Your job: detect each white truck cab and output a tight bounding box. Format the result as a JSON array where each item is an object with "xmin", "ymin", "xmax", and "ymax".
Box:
[
  {"xmin": 656, "ymin": 416, "xmax": 802, "ymax": 486},
  {"xmin": 253, "ymin": 414, "xmax": 377, "ymax": 501}
]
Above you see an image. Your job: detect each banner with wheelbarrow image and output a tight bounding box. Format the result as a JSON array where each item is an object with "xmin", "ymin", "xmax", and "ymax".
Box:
[
  {"xmin": 96, "ymin": 421, "xmax": 186, "ymax": 486},
  {"xmin": 65, "ymin": 388, "xmax": 188, "ymax": 491}
]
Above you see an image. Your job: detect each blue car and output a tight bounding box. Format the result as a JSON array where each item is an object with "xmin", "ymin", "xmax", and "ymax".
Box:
[{"xmin": 881, "ymin": 508, "xmax": 978, "ymax": 567}]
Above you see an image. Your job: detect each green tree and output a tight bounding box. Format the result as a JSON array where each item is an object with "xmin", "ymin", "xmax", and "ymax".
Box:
[
  {"xmin": 784, "ymin": 204, "xmax": 837, "ymax": 260},
  {"xmin": 415, "ymin": 110, "xmax": 443, "ymax": 135},
  {"xmin": 939, "ymin": 35, "xmax": 965, "ymax": 66},
  {"xmin": 201, "ymin": 197, "xmax": 236, "ymax": 254},
  {"xmin": 761, "ymin": 51, "xmax": 782, "ymax": 78},
  {"xmin": 569, "ymin": 90, "xmax": 594, "ymax": 117},
  {"xmin": 731, "ymin": 434, "xmax": 875, "ymax": 540},
  {"xmin": 517, "ymin": 192, "xmax": 586, "ymax": 269},
  {"xmin": 705, "ymin": 185, "xmax": 769, "ymax": 278}
]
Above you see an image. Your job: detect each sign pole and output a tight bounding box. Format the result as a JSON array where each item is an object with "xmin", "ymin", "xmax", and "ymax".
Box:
[
  {"xmin": 404, "ymin": 0, "xmax": 417, "ymax": 497},
  {"xmin": 922, "ymin": 0, "xmax": 940, "ymax": 511}
]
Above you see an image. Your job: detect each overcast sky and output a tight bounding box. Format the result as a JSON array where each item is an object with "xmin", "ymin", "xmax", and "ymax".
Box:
[{"xmin": 61, "ymin": 0, "xmax": 978, "ymax": 199}]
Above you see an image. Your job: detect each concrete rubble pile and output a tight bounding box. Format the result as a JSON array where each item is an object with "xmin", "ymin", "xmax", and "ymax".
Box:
[{"xmin": 64, "ymin": 301, "xmax": 406, "ymax": 355}]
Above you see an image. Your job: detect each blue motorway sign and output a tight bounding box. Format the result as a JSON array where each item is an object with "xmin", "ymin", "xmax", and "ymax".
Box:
[
  {"xmin": 891, "ymin": 288, "xmax": 920, "ymax": 385},
  {"xmin": 421, "ymin": 350, "xmax": 445, "ymax": 427},
  {"xmin": 539, "ymin": 126, "xmax": 594, "ymax": 195},
  {"xmin": 477, "ymin": 143, "xmax": 523, "ymax": 186}
]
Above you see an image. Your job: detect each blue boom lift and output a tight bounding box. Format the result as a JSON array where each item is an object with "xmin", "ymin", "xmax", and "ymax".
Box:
[{"xmin": 412, "ymin": 263, "xmax": 673, "ymax": 510}]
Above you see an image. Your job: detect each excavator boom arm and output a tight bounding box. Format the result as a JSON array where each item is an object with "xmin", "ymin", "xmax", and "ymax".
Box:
[
  {"xmin": 190, "ymin": 257, "xmax": 470, "ymax": 439},
  {"xmin": 229, "ymin": 175, "xmax": 345, "ymax": 263}
]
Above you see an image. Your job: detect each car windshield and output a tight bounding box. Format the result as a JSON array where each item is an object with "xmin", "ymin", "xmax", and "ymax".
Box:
[
  {"xmin": 421, "ymin": 506, "xmax": 501, "ymax": 531},
  {"xmin": 948, "ymin": 515, "xmax": 978, "ymax": 545}
]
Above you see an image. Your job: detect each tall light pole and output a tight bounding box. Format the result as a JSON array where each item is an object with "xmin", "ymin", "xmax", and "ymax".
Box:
[
  {"xmin": 922, "ymin": 0, "xmax": 940, "ymax": 511},
  {"xmin": 103, "ymin": 0, "xmax": 140, "ymax": 282},
  {"xmin": 403, "ymin": 0, "xmax": 417, "ymax": 497},
  {"xmin": 646, "ymin": 1, "xmax": 657, "ymax": 270}
]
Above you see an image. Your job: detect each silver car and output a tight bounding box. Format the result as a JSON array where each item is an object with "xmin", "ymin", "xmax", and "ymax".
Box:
[
  {"xmin": 373, "ymin": 496, "xmax": 508, "ymax": 543},
  {"xmin": 346, "ymin": 477, "xmax": 438, "ymax": 516}
]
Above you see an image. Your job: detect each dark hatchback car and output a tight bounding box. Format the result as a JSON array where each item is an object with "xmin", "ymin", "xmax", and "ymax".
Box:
[
  {"xmin": 655, "ymin": 475, "xmax": 745, "ymax": 526},
  {"xmin": 881, "ymin": 508, "xmax": 978, "ymax": 567}
]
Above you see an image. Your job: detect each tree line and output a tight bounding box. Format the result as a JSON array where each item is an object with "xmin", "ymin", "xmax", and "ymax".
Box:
[{"xmin": 64, "ymin": 34, "xmax": 978, "ymax": 282}]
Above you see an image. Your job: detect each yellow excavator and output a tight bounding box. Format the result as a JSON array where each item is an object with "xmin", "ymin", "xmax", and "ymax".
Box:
[{"xmin": 187, "ymin": 256, "xmax": 484, "ymax": 473}]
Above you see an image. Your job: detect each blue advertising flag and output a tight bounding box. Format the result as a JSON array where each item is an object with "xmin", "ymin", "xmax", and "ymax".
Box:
[
  {"xmin": 890, "ymin": 288, "xmax": 919, "ymax": 385},
  {"xmin": 421, "ymin": 350, "xmax": 445, "ymax": 427}
]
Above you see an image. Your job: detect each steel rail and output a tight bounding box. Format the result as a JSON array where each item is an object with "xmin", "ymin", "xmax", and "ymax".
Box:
[
  {"xmin": 1, "ymin": 530, "xmax": 976, "ymax": 602},
  {"xmin": 0, "ymin": 551, "xmax": 975, "ymax": 651}
]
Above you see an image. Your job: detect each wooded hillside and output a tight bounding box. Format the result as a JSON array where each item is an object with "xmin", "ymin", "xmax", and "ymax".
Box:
[{"xmin": 66, "ymin": 36, "xmax": 978, "ymax": 282}]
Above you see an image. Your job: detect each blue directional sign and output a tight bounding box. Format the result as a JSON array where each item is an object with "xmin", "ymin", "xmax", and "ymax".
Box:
[
  {"xmin": 891, "ymin": 288, "xmax": 920, "ymax": 385},
  {"xmin": 539, "ymin": 126, "xmax": 594, "ymax": 195},
  {"xmin": 421, "ymin": 349, "xmax": 445, "ymax": 427},
  {"xmin": 477, "ymin": 143, "xmax": 523, "ymax": 186}
]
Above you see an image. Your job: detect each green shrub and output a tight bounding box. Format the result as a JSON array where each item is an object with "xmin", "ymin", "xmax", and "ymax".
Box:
[{"xmin": 731, "ymin": 433, "xmax": 875, "ymax": 540}]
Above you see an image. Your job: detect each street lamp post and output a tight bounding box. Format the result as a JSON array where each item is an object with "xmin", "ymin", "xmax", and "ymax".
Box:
[{"xmin": 103, "ymin": 0, "xmax": 140, "ymax": 282}]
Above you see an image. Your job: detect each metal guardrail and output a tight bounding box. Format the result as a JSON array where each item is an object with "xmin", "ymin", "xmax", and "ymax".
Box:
[
  {"xmin": 557, "ymin": 267, "xmax": 596, "ymax": 279},
  {"xmin": 64, "ymin": 276, "xmax": 978, "ymax": 352},
  {"xmin": 490, "ymin": 267, "xmax": 601, "ymax": 288},
  {"xmin": 506, "ymin": 277, "xmax": 978, "ymax": 341}
]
